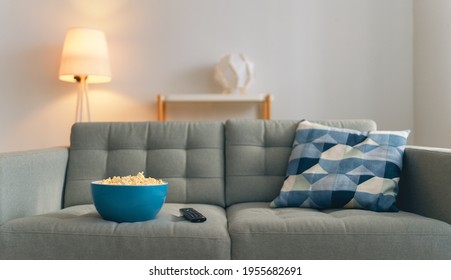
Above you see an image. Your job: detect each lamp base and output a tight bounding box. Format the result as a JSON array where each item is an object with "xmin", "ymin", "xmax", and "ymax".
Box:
[{"xmin": 75, "ymin": 76, "xmax": 91, "ymax": 122}]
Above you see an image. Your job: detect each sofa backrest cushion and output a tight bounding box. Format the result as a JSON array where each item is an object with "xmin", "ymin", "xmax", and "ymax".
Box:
[
  {"xmin": 64, "ymin": 122, "xmax": 225, "ymax": 208},
  {"xmin": 225, "ymin": 119, "xmax": 377, "ymax": 206}
]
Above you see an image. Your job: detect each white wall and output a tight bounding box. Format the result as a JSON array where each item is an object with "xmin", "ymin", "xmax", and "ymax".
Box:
[
  {"xmin": 0, "ymin": 0, "xmax": 414, "ymax": 152},
  {"xmin": 414, "ymin": 0, "xmax": 451, "ymax": 148}
]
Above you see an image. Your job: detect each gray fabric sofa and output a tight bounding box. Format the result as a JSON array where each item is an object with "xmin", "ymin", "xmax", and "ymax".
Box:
[{"xmin": 0, "ymin": 119, "xmax": 450, "ymax": 259}]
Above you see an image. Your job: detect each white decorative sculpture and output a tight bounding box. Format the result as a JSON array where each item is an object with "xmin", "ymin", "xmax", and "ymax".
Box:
[{"xmin": 214, "ymin": 53, "xmax": 255, "ymax": 94}]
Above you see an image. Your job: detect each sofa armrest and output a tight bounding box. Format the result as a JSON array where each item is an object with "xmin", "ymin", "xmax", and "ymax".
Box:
[
  {"xmin": 0, "ymin": 147, "xmax": 68, "ymax": 225},
  {"xmin": 398, "ymin": 146, "xmax": 451, "ymax": 224}
]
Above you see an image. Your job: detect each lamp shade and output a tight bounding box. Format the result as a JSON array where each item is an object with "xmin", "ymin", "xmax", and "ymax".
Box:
[{"xmin": 59, "ymin": 27, "xmax": 111, "ymax": 83}]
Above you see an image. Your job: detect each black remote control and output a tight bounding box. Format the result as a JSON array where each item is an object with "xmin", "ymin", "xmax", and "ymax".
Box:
[{"xmin": 179, "ymin": 208, "xmax": 207, "ymax": 223}]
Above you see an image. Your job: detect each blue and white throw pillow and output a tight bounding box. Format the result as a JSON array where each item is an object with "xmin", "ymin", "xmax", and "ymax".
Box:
[{"xmin": 270, "ymin": 120, "xmax": 410, "ymax": 212}]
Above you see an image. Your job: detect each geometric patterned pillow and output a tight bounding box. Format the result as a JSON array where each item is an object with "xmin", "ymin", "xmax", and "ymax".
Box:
[{"xmin": 270, "ymin": 120, "xmax": 410, "ymax": 212}]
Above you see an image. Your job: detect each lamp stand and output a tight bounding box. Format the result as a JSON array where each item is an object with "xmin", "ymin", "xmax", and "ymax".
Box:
[{"xmin": 75, "ymin": 76, "xmax": 91, "ymax": 122}]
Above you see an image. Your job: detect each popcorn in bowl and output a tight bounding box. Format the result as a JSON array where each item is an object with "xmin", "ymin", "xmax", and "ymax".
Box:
[
  {"xmin": 91, "ymin": 172, "xmax": 168, "ymax": 222},
  {"xmin": 98, "ymin": 171, "xmax": 165, "ymax": 185}
]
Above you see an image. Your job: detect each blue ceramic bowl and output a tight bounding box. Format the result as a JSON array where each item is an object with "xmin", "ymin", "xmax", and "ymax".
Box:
[{"xmin": 91, "ymin": 181, "xmax": 168, "ymax": 223}]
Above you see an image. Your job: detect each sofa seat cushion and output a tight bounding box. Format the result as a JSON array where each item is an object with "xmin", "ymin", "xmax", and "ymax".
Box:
[
  {"xmin": 0, "ymin": 203, "xmax": 230, "ymax": 260},
  {"xmin": 227, "ymin": 202, "xmax": 451, "ymax": 260}
]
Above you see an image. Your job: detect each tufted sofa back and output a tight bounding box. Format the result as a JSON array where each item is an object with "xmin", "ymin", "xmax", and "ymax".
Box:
[
  {"xmin": 64, "ymin": 120, "xmax": 377, "ymax": 209},
  {"xmin": 64, "ymin": 122, "xmax": 225, "ymax": 208},
  {"xmin": 224, "ymin": 119, "xmax": 377, "ymax": 206}
]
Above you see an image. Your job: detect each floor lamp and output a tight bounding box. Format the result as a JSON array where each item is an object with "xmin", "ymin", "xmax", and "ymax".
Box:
[{"xmin": 58, "ymin": 27, "xmax": 111, "ymax": 122}]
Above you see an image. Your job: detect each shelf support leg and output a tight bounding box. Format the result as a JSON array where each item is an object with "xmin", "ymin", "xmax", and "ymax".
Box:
[
  {"xmin": 157, "ymin": 95, "xmax": 166, "ymax": 121},
  {"xmin": 263, "ymin": 94, "xmax": 272, "ymax": 120}
]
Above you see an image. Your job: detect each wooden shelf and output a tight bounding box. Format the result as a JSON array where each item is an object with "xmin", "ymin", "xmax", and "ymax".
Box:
[{"xmin": 156, "ymin": 93, "xmax": 272, "ymax": 121}]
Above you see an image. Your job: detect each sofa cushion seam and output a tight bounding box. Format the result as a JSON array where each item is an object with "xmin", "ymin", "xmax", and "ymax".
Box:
[
  {"xmin": 70, "ymin": 147, "xmax": 224, "ymax": 151},
  {"xmin": 228, "ymin": 232, "xmax": 449, "ymax": 236},
  {"xmin": 226, "ymin": 144, "xmax": 290, "ymax": 148},
  {"xmin": 1, "ymin": 230, "xmax": 230, "ymax": 240}
]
